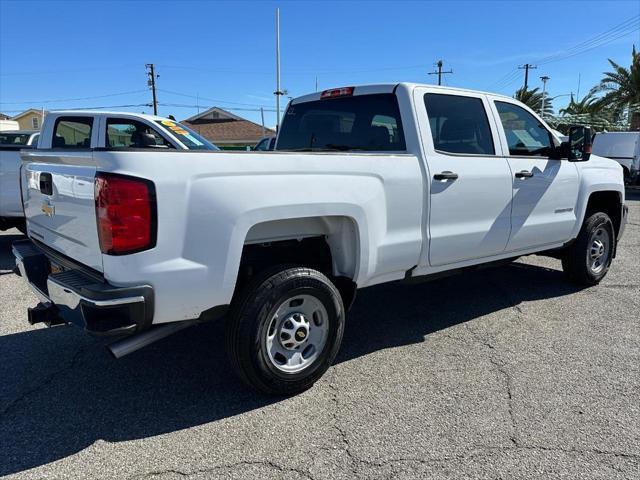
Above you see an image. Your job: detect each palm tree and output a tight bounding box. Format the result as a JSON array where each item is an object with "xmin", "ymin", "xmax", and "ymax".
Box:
[
  {"xmin": 558, "ymin": 92, "xmax": 614, "ymax": 131},
  {"xmin": 596, "ymin": 45, "xmax": 640, "ymax": 131},
  {"xmin": 514, "ymin": 87, "xmax": 554, "ymax": 117},
  {"xmin": 559, "ymin": 92, "xmax": 598, "ymax": 116}
]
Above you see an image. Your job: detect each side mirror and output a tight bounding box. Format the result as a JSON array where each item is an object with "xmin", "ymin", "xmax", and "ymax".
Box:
[{"xmin": 568, "ymin": 125, "xmax": 592, "ymax": 162}]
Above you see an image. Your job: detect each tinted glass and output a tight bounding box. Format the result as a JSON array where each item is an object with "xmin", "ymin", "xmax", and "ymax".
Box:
[
  {"xmin": 107, "ymin": 119, "xmax": 174, "ymax": 149},
  {"xmin": 276, "ymin": 93, "xmax": 406, "ymax": 151},
  {"xmin": 53, "ymin": 117, "xmax": 93, "ymax": 148},
  {"xmin": 424, "ymin": 93, "xmax": 495, "ymax": 155},
  {"xmin": 254, "ymin": 138, "xmax": 269, "ymax": 151},
  {"xmin": 155, "ymin": 120, "xmax": 219, "ymax": 150},
  {"xmin": 495, "ymin": 101, "xmax": 553, "ymax": 156},
  {"xmin": 0, "ymin": 133, "xmax": 31, "ymax": 145}
]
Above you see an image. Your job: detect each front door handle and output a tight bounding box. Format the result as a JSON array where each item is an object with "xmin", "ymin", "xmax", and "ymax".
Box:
[
  {"xmin": 515, "ymin": 170, "xmax": 534, "ymax": 179},
  {"xmin": 433, "ymin": 171, "xmax": 459, "ymax": 181}
]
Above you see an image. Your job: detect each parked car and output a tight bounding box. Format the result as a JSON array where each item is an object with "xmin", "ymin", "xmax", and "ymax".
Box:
[
  {"xmin": 592, "ymin": 131, "xmax": 640, "ymax": 185},
  {"xmin": 0, "ymin": 131, "xmax": 40, "ymax": 231},
  {"xmin": 13, "ymin": 84, "xmax": 627, "ymax": 394},
  {"xmin": 254, "ymin": 136, "xmax": 276, "ymax": 151},
  {"xmin": 0, "ymin": 119, "xmax": 20, "ymax": 131},
  {"xmin": 0, "ymin": 113, "xmax": 218, "ymax": 232}
]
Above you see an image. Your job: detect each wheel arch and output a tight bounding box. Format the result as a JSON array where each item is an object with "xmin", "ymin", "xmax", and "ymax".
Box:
[{"xmin": 232, "ymin": 215, "xmax": 364, "ymax": 309}]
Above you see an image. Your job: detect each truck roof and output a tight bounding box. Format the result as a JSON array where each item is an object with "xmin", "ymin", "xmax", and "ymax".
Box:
[
  {"xmin": 47, "ymin": 110, "xmax": 169, "ymax": 122},
  {"xmin": 291, "ymin": 82, "xmax": 515, "ymax": 105}
]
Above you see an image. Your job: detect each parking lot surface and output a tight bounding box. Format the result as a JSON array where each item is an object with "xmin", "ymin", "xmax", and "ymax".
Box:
[{"xmin": 1, "ymin": 191, "xmax": 638, "ymax": 479}]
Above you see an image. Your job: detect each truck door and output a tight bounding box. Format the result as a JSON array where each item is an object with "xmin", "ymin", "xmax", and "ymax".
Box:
[
  {"xmin": 415, "ymin": 90, "xmax": 513, "ymax": 266},
  {"xmin": 491, "ymin": 100, "xmax": 579, "ymax": 251}
]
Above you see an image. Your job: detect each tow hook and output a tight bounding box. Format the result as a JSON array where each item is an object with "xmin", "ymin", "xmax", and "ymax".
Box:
[{"xmin": 27, "ymin": 303, "xmax": 65, "ymax": 327}]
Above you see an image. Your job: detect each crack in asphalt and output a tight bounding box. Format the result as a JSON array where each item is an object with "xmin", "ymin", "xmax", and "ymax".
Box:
[
  {"xmin": 129, "ymin": 460, "xmax": 317, "ymax": 479},
  {"xmin": 464, "ymin": 323, "xmax": 520, "ymax": 448},
  {"xmin": 0, "ymin": 342, "xmax": 93, "ymax": 419},
  {"xmin": 327, "ymin": 372, "xmax": 360, "ymax": 477}
]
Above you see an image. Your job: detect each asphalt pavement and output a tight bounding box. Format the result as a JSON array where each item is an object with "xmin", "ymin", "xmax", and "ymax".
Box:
[{"xmin": 1, "ymin": 191, "xmax": 638, "ymax": 479}]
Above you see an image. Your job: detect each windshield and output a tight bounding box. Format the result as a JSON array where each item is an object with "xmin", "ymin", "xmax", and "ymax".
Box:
[
  {"xmin": 0, "ymin": 133, "xmax": 31, "ymax": 145},
  {"xmin": 276, "ymin": 93, "xmax": 406, "ymax": 152},
  {"xmin": 155, "ymin": 120, "xmax": 219, "ymax": 150}
]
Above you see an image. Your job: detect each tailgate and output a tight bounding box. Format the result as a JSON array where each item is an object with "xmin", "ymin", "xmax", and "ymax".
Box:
[{"xmin": 21, "ymin": 150, "xmax": 103, "ymax": 272}]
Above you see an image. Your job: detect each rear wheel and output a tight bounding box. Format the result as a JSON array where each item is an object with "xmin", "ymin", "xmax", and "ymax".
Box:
[
  {"xmin": 562, "ymin": 212, "xmax": 614, "ymax": 285},
  {"xmin": 226, "ymin": 266, "xmax": 345, "ymax": 395}
]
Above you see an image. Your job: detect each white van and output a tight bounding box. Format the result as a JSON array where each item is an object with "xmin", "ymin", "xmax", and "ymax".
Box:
[{"xmin": 592, "ymin": 132, "xmax": 640, "ymax": 185}]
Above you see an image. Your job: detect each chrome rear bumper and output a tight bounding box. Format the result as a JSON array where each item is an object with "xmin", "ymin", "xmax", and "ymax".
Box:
[{"xmin": 12, "ymin": 239, "xmax": 153, "ymax": 336}]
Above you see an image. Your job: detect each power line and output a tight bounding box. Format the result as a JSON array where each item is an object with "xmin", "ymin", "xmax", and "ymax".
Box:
[
  {"xmin": 0, "ymin": 89, "xmax": 148, "ymax": 105},
  {"xmin": 158, "ymin": 89, "xmax": 274, "ymax": 108},
  {"xmin": 158, "ymin": 102, "xmax": 277, "ymax": 113},
  {"xmin": 486, "ymin": 15, "xmax": 640, "ymax": 93},
  {"xmin": 535, "ymin": 15, "xmax": 639, "ymax": 65}
]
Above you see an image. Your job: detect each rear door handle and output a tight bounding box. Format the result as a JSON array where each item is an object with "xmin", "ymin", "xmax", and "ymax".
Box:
[
  {"xmin": 39, "ymin": 172, "xmax": 53, "ymax": 195},
  {"xmin": 515, "ymin": 170, "xmax": 534, "ymax": 178},
  {"xmin": 433, "ymin": 171, "xmax": 459, "ymax": 181}
]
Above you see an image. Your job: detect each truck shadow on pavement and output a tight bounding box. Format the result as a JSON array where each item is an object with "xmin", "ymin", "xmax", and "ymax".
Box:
[{"xmin": 0, "ymin": 251, "xmax": 582, "ymax": 475}]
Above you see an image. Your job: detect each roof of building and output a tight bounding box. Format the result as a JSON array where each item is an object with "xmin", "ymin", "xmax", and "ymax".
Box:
[
  {"xmin": 0, "ymin": 113, "xmax": 10, "ymax": 120},
  {"xmin": 10, "ymin": 108, "xmax": 49, "ymax": 120},
  {"xmin": 182, "ymin": 107, "xmax": 274, "ymax": 145}
]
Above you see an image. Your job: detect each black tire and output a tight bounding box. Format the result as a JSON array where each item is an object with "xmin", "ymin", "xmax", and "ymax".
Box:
[
  {"xmin": 226, "ymin": 266, "xmax": 345, "ymax": 395},
  {"xmin": 562, "ymin": 212, "xmax": 615, "ymax": 286}
]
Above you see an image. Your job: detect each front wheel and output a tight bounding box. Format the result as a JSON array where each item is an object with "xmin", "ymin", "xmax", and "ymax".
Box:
[
  {"xmin": 226, "ymin": 266, "xmax": 345, "ymax": 395},
  {"xmin": 562, "ymin": 212, "xmax": 615, "ymax": 285}
]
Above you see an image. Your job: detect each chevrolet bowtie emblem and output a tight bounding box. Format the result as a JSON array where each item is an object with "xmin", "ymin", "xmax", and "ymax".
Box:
[{"xmin": 41, "ymin": 202, "xmax": 55, "ymax": 217}]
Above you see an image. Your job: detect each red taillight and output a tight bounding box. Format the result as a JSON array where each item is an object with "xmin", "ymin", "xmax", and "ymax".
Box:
[
  {"xmin": 320, "ymin": 86, "xmax": 354, "ymax": 99},
  {"xmin": 95, "ymin": 173, "xmax": 156, "ymax": 255}
]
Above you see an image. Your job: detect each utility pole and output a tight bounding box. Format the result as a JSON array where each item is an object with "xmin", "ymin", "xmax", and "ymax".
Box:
[
  {"xmin": 274, "ymin": 8, "xmax": 283, "ymax": 130},
  {"xmin": 540, "ymin": 75, "xmax": 550, "ymax": 118},
  {"xmin": 260, "ymin": 107, "xmax": 266, "ymax": 137},
  {"xmin": 145, "ymin": 63, "xmax": 158, "ymax": 115},
  {"xmin": 428, "ymin": 60, "xmax": 453, "ymax": 86},
  {"xmin": 519, "ymin": 63, "xmax": 537, "ymax": 90}
]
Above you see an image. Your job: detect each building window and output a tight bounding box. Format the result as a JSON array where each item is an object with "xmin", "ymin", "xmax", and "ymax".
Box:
[{"xmin": 32, "ymin": 117, "xmax": 39, "ymax": 129}]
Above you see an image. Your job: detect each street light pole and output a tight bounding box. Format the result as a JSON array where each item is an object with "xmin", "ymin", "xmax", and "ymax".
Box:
[
  {"xmin": 540, "ymin": 75, "xmax": 550, "ymax": 118},
  {"xmin": 275, "ymin": 8, "xmax": 282, "ymax": 130}
]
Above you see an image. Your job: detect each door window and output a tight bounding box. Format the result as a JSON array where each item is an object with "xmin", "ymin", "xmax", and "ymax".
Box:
[
  {"xmin": 424, "ymin": 93, "xmax": 495, "ymax": 155},
  {"xmin": 495, "ymin": 101, "xmax": 553, "ymax": 157},
  {"xmin": 52, "ymin": 117, "xmax": 93, "ymax": 148},
  {"xmin": 106, "ymin": 119, "xmax": 174, "ymax": 148}
]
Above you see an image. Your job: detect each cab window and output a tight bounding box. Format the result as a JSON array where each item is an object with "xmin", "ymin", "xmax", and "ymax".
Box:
[
  {"xmin": 106, "ymin": 119, "xmax": 174, "ymax": 149},
  {"xmin": 424, "ymin": 93, "xmax": 495, "ymax": 155},
  {"xmin": 52, "ymin": 117, "xmax": 93, "ymax": 148},
  {"xmin": 495, "ymin": 101, "xmax": 553, "ymax": 157}
]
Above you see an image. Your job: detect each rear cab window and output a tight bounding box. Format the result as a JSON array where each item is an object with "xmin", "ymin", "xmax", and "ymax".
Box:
[
  {"xmin": 106, "ymin": 118, "xmax": 175, "ymax": 149},
  {"xmin": 52, "ymin": 117, "xmax": 93, "ymax": 149},
  {"xmin": 424, "ymin": 93, "xmax": 495, "ymax": 155},
  {"xmin": 277, "ymin": 93, "xmax": 406, "ymax": 152}
]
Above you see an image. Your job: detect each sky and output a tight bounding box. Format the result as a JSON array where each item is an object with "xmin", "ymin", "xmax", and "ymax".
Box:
[{"xmin": 1, "ymin": 0, "xmax": 639, "ymax": 128}]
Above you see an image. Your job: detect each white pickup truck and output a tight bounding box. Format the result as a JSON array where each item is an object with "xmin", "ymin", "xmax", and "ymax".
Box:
[
  {"xmin": 0, "ymin": 130, "xmax": 39, "ymax": 231},
  {"xmin": 13, "ymin": 84, "xmax": 627, "ymax": 394}
]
